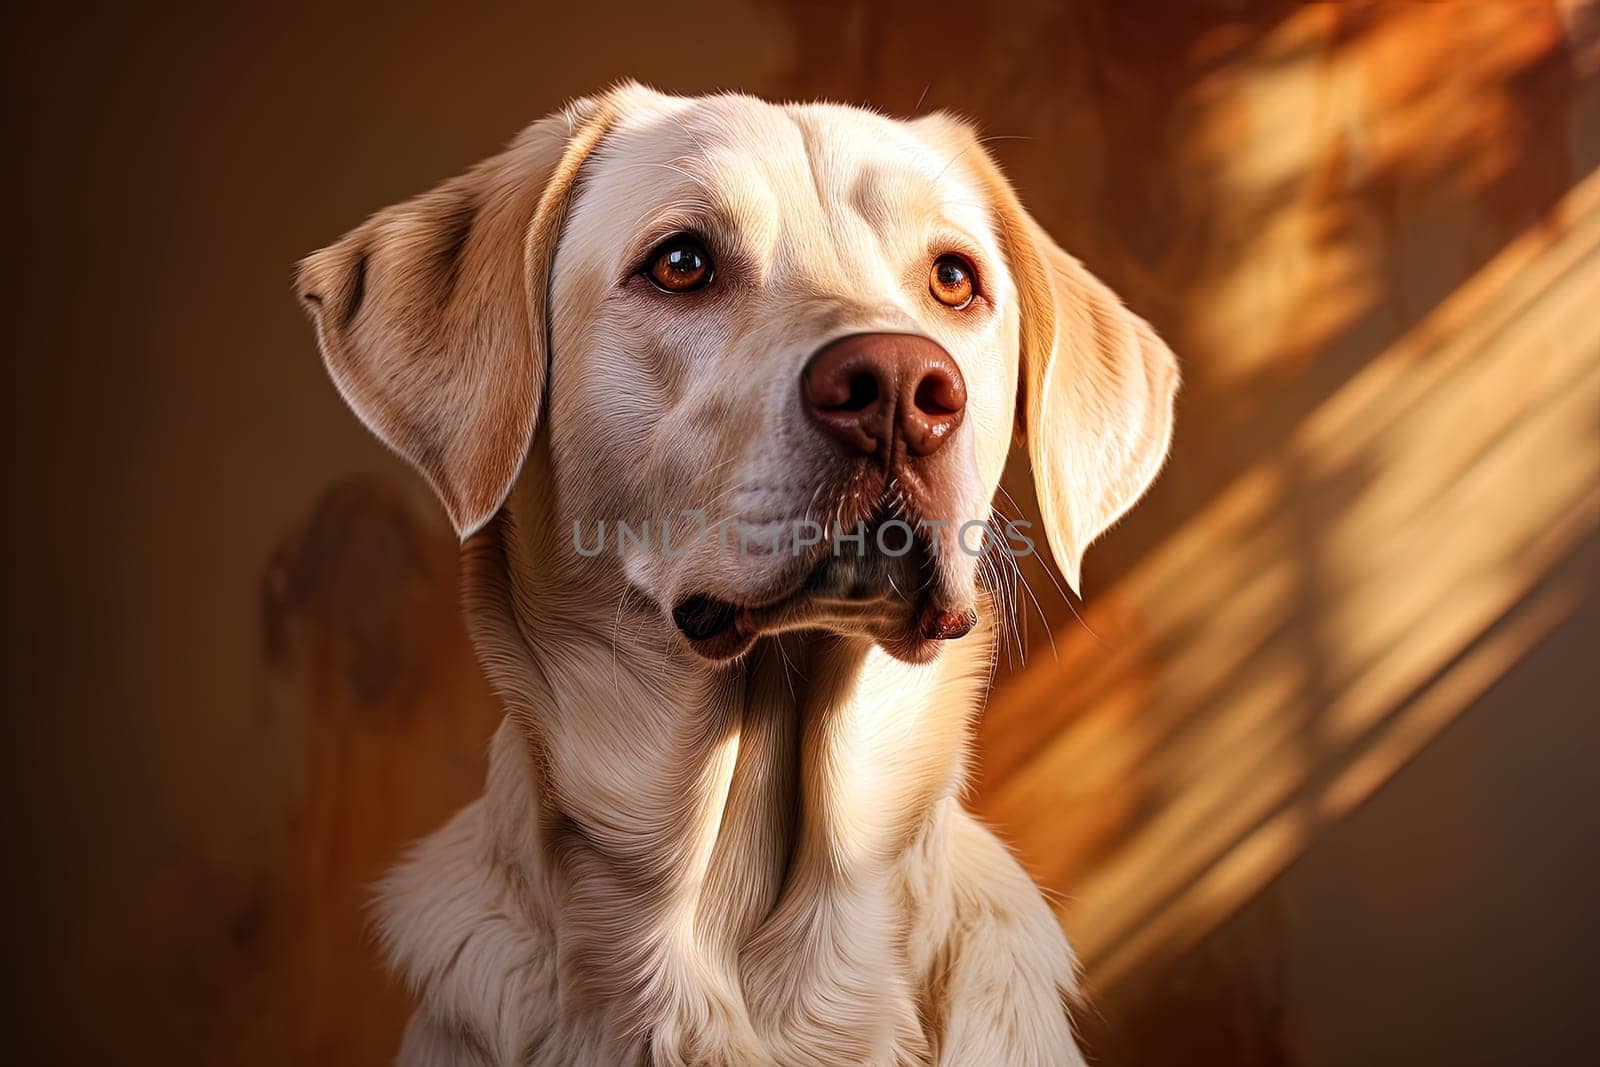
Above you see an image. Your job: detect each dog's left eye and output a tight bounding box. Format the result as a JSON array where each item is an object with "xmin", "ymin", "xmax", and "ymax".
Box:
[
  {"xmin": 645, "ymin": 235, "xmax": 714, "ymax": 293},
  {"xmin": 929, "ymin": 253, "xmax": 976, "ymax": 309}
]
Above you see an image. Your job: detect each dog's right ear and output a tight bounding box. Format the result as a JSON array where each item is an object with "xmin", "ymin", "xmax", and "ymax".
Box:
[{"xmin": 295, "ymin": 91, "xmax": 623, "ymax": 538}]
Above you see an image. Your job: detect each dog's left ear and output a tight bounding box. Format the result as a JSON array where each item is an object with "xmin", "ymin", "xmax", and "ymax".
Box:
[
  {"xmin": 294, "ymin": 89, "xmax": 626, "ymax": 538},
  {"xmin": 916, "ymin": 114, "xmax": 1179, "ymax": 593}
]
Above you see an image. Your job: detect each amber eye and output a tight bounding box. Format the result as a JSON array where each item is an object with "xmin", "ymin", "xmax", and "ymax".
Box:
[
  {"xmin": 929, "ymin": 253, "xmax": 976, "ymax": 308},
  {"xmin": 645, "ymin": 235, "xmax": 713, "ymax": 293}
]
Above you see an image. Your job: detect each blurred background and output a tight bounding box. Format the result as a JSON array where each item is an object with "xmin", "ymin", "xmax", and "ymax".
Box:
[{"xmin": 5, "ymin": 2, "xmax": 1598, "ymax": 1064}]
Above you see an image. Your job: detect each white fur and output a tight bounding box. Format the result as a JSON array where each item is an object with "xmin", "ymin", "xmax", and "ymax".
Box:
[{"xmin": 296, "ymin": 84, "xmax": 1176, "ymax": 1065}]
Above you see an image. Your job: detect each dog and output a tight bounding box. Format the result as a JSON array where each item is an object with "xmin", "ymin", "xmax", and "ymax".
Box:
[{"xmin": 296, "ymin": 82, "xmax": 1177, "ymax": 1066}]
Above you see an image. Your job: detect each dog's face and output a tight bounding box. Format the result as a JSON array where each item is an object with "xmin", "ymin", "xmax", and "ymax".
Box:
[
  {"xmin": 297, "ymin": 84, "xmax": 1177, "ymax": 666},
  {"xmin": 546, "ymin": 95, "xmax": 1017, "ymax": 661}
]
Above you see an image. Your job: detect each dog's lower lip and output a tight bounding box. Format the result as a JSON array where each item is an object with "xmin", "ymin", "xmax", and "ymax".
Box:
[
  {"xmin": 674, "ymin": 518, "xmax": 968, "ymax": 657},
  {"xmin": 672, "ymin": 594, "xmax": 740, "ymax": 641},
  {"xmin": 918, "ymin": 605, "xmax": 977, "ymax": 640}
]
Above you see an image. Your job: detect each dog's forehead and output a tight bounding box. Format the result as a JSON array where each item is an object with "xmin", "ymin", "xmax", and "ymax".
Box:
[{"xmin": 582, "ymin": 93, "xmax": 991, "ymax": 252}]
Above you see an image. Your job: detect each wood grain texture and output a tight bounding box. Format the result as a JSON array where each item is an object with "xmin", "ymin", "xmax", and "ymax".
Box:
[{"xmin": 208, "ymin": 480, "xmax": 496, "ymax": 1065}]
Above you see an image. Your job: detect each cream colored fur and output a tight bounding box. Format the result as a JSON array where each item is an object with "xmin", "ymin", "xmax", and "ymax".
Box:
[{"xmin": 296, "ymin": 83, "xmax": 1177, "ymax": 1066}]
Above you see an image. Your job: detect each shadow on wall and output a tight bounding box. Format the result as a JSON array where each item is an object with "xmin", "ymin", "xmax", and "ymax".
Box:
[{"xmin": 976, "ymin": 163, "xmax": 1600, "ymax": 985}]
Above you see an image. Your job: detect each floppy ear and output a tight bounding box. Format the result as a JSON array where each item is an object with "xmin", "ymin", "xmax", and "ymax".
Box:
[
  {"xmin": 295, "ymin": 92, "xmax": 622, "ymax": 538},
  {"xmin": 1009, "ymin": 227, "xmax": 1179, "ymax": 594},
  {"xmin": 919, "ymin": 114, "xmax": 1179, "ymax": 593}
]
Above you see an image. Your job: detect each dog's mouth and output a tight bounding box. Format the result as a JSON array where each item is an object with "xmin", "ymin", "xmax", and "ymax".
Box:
[{"xmin": 671, "ymin": 513, "xmax": 976, "ymax": 663}]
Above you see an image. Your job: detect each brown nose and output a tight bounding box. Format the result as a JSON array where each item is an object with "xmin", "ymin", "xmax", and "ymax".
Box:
[{"xmin": 801, "ymin": 334, "xmax": 966, "ymax": 460}]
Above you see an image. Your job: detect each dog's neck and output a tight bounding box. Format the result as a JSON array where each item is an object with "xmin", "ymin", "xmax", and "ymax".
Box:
[{"xmin": 456, "ymin": 476, "xmax": 994, "ymax": 1046}]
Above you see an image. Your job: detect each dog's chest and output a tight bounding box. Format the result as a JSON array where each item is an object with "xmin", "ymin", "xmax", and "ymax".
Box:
[{"xmin": 383, "ymin": 812, "xmax": 937, "ymax": 1066}]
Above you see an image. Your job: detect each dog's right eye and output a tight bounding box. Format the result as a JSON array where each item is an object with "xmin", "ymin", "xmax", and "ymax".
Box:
[{"xmin": 644, "ymin": 235, "xmax": 714, "ymax": 293}]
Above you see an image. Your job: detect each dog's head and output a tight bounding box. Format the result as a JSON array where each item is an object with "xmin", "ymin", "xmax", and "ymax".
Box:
[{"xmin": 297, "ymin": 84, "xmax": 1176, "ymax": 666}]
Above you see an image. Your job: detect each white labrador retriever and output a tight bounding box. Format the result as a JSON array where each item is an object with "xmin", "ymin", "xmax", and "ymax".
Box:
[{"xmin": 297, "ymin": 82, "xmax": 1176, "ymax": 1066}]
